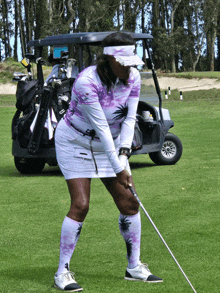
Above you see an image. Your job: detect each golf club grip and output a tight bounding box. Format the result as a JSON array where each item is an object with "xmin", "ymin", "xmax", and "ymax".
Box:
[{"xmin": 128, "ymin": 186, "xmax": 139, "ymax": 201}]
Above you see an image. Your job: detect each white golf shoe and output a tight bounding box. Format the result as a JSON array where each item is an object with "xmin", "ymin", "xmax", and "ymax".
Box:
[
  {"xmin": 54, "ymin": 271, "xmax": 83, "ymax": 292},
  {"xmin": 125, "ymin": 263, "xmax": 163, "ymax": 283}
]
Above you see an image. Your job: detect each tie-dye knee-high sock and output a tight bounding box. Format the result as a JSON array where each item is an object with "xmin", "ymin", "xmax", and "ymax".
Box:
[
  {"xmin": 119, "ymin": 212, "xmax": 141, "ymax": 269},
  {"xmin": 56, "ymin": 216, "xmax": 83, "ymax": 276}
]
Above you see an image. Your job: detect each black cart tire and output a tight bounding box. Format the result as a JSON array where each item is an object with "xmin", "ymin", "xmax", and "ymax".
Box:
[
  {"xmin": 14, "ymin": 157, "xmax": 45, "ymax": 174},
  {"xmin": 149, "ymin": 133, "xmax": 183, "ymax": 165}
]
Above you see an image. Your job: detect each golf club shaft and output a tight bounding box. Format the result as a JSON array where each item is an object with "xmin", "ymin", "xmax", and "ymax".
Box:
[{"xmin": 128, "ymin": 186, "xmax": 197, "ymax": 293}]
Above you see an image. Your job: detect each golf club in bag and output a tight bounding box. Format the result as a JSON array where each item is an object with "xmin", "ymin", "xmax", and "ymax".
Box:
[{"xmin": 128, "ymin": 185, "xmax": 197, "ymax": 293}]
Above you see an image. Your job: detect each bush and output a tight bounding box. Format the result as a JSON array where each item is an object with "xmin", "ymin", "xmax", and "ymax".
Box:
[{"xmin": 0, "ymin": 60, "xmax": 25, "ymax": 84}]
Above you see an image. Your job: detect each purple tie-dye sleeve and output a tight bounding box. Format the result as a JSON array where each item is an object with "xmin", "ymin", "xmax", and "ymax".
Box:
[{"xmin": 129, "ymin": 68, "xmax": 141, "ymax": 97}]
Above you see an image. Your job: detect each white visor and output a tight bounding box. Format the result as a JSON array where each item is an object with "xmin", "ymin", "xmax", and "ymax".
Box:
[{"xmin": 103, "ymin": 45, "xmax": 145, "ymax": 66}]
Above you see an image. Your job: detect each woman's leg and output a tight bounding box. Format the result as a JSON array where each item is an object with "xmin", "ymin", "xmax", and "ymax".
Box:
[
  {"xmin": 101, "ymin": 176, "xmax": 138, "ymax": 215},
  {"xmin": 101, "ymin": 177, "xmax": 141, "ymax": 268},
  {"xmin": 57, "ymin": 178, "xmax": 91, "ymax": 276},
  {"xmin": 67, "ymin": 178, "xmax": 91, "ymax": 222},
  {"xmin": 101, "ymin": 176, "xmax": 163, "ymax": 282}
]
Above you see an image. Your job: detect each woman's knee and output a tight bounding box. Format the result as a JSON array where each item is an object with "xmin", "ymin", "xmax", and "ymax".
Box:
[
  {"xmin": 70, "ymin": 198, "xmax": 90, "ymax": 216},
  {"xmin": 68, "ymin": 198, "xmax": 90, "ymax": 222},
  {"xmin": 67, "ymin": 178, "xmax": 91, "ymax": 220},
  {"xmin": 114, "ymin": 189, "xmax": 139, "ymax": 215},
  {"xmin": 119, "ymin": 197, "xmax": 139, "ymax": 215}
]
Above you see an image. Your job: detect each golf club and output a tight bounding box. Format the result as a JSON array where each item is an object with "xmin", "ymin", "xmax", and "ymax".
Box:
[{"xmin": 128, "ymin": 185, "xmax": 197, "ymax": 293}]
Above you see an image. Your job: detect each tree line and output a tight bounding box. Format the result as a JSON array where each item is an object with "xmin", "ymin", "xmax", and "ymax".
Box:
[{"xmin": 1, "ymin": 0, "xmax": 220, "ymax": 72}]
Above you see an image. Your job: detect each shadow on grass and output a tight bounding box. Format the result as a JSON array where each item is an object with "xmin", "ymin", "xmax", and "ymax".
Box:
[
  {"xmin": 130, "ymin": 162, "xmax": 155, "ymax": 170},
  {"xmin": 0, "ymin": 165, "xmax": 62, "ymax": 177},
  {"xmin": 1, "ymin": 266, "xmax": 127, "ymax": 292},
  {"xmin": 1, "ymin": 161, "xmax": 156, "ymax": 178},
  {"xmin": 1, "ymin": 266, "xmax": 58, "ymax": 291}
]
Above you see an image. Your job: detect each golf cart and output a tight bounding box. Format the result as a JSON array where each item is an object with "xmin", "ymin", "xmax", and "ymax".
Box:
[{"xmin": 11, "ymin": 31, "xmax": 182, "ymax": 174}]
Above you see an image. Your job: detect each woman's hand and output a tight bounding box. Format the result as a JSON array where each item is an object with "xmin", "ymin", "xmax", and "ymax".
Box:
[{"xmin": 116, "ymin": 169, "xmax": 132, "ymax": 189}]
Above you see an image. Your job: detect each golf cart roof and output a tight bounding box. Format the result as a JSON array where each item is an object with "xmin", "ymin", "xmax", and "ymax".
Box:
[{"xmin": 28, "ymin": 31, "xmax": 153, "ymax": 47}]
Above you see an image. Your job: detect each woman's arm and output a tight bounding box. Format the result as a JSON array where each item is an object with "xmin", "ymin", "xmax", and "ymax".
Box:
[
  {"xmin": 120, "ymin": 96, "xmax": 139, "ymax": 149},
  {"xmin": 120, "ymin": 68, "xmax": 141, "ymax": 148},
  {"xmin": 80, "ymin": 102, "xmax": 124, "ymax": 174}
]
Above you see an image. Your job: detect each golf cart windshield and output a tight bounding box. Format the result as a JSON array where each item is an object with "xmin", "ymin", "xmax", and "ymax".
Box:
[{"xmin": 140, "ymin": 72, "xmax": 159, "ymax": 105}]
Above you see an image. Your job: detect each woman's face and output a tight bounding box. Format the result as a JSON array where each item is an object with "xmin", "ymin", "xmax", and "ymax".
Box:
[{"xmin": 108, "ymin": 56, "xmax": 130, "ymax": 80}]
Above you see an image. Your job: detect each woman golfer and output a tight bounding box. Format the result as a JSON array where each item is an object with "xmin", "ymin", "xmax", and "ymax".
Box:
[{"xmin": 54, "ymin": 32, "xmax": 163, "ymax": 291}]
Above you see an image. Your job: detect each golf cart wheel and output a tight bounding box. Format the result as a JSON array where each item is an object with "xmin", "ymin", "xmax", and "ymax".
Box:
[
  {"xmin": 14, "ymin": 157, "xmax": 45, "ymax": 174},
  {"xmin": 149, "ymin": 133, "xmax": 183, "ymax": 165}
]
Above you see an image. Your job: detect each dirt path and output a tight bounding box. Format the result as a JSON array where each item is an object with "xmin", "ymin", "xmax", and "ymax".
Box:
[
  {"xmin": 0, "ymin": 83, "xmax": 17, "ymax": 95},
  {"xmin": 157, "ymin": 77, "xmax": 220, "ymax": 92}
]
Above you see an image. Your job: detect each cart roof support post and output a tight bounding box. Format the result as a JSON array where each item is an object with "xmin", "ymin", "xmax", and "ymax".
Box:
[{"xmin": 144, "ymin": 39, "xmax": 164, "ymax": 124}]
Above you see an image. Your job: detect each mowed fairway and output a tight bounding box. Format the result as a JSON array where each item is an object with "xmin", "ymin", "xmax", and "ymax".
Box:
[{"xmin": 0, "ymin": 90, "xmax": 219, "ymax": 293}]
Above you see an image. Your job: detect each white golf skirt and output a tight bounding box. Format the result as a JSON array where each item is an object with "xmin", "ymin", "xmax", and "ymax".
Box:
[{"xmin": 55, "ymin": 119, "xmax": 131, "ymax": 180}]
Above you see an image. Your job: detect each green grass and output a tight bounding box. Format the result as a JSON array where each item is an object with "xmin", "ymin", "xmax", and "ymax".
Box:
[
  {"xmin": 0, "ymin": 95, "xmax": 16, "ymax": 107},
  {"xmin": 157, "ymin": 71, "xmax": 220, "ymax": 80},
  {"xmin": 0, "ymin": 90, "xmax": 220, "ymax": 292},
  {"xmin": 161, "ymin": 88, "xmax": 220, "ymax": 102}
]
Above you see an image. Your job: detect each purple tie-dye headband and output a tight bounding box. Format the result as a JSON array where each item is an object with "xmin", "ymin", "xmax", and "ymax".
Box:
[{"xmin": 103, "ymin": 45, "xmax": 144, "ymax": 66}]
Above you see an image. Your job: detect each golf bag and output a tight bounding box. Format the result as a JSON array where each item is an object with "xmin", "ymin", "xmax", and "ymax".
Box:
[
  {"xmin": 12, "ymin": 80, "xmax": 39, "ymax": 147},
  {"xmin": 12, "ymin": 78, "xmax": 73, "ymax": 153},
  {"xmin": 15, "ymin": 80, "xmax": 39, "ymax": 111}
]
